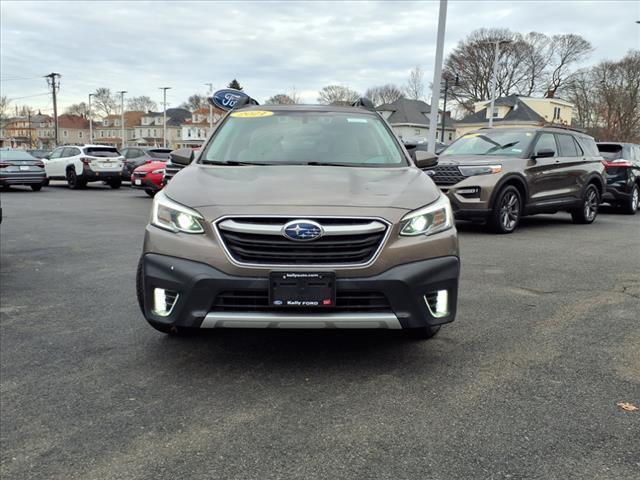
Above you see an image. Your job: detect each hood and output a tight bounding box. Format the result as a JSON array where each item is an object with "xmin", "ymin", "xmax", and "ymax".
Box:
[
  {"xmin": 164, "ymin": 164, "xmax": 439, "ymax": 210},
  {"xmin": 437, "ymin": 154, "xmax": 514, "ymax": 166},
  {"xmin": 134, "ymin": 160, "xmax": 165, "ymax": 173}
]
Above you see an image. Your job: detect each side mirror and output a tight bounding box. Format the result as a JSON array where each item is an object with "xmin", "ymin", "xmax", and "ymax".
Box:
[
  {"xmin": 169, "ymin": 148, "xmax": 194, "ymax": 166},
  {"xmin": 413, "ymin": 150, "xmax": 438, "ymax": 169},
  {"xmin": 532, "ymin": 148, "xmax": 555, "ymax": 159},
  {"xmin": 43, "ymin": 155, "xmax": 50, "ymax": 160}
]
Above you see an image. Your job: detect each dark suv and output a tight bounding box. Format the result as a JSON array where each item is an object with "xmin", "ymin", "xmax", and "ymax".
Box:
[
  {"xmin": 597, "ymin": 142, "xmax": 640, "ymax": 214},
  {"xmin": 430, "ymin": 126, "xmax": 606, "ymax": 233}
]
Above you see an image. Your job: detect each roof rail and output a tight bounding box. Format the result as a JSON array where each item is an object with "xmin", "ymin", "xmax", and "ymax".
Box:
[{"xmin": 352, "ymin": 97, "xmax": 376, "ymax": 112}]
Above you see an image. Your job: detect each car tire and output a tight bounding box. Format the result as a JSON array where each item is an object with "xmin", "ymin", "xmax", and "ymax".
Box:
[
  {"xmin": 404, "ymin": 325, "xmax": 441, "ymax": 340},
  {"xmin": 621, "ymin": 184, "xmax": 639, "ymax": 215},
  {"xmin": 487, "ymin": 185, "xmax": 522, "ymax": 234},
  {"xmin": 67, "ymin": 169, "xmax": 86, "ymax": 190},
  {"xmin": 31, "ymin": 184, "xmax": 42, "ymax": 191},
  {"xmin": 571, "ymin": 184, "xmax": 600, "ymax": 224},
  {"xmin": 109, "ymin": 179, "xmax": 122, "ymax": 189},
  {"xmin": 145, "ymin": 189, "xmax": 156, "ymax": 198}
]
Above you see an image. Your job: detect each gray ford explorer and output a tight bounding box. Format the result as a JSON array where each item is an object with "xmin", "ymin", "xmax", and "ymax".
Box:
[{"xmin": 137, "ymin": 101, "xmax": 460, "ymax": 339}]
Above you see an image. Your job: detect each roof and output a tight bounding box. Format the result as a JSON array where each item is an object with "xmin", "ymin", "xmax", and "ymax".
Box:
[
  {"xmin": 376, "ymin": 98, "xmax": 455, "ymax": 128},
  {"xmin": 57, "ymin": 114, "xmax": 90, "ymax": 129},
  {"xmin": 193, "ymin": 107, "xmax": 210, "ymax": 115},
  {"xmin": 458, "ymin": 96, "xmax": 544, "ymax": 124},
  {"xmin": 166, "ymin": 108, "xmax": 191, "ymax": 126}
]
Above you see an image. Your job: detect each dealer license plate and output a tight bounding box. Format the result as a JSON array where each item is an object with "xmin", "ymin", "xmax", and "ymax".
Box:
[
  {"xmin": 20, "ymin": 165, "xmax": 29, "ymax": 171},
  {"xmin": 135, "ymin": 179, "xmax": 141, "ymax": 185},
  {"xmin": 269, "ymin": 272, "xmax": 336, "ymax": 308}
]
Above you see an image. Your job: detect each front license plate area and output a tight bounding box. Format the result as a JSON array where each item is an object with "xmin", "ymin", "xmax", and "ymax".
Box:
[
  {"xmin": 20, "ymin": 165, "xmax": 29, "ymax": 171},
  {"xmin": 269, "ymin": 272, "xmax": 336, "ymax": 308},
  {"xmin": 135, "ymin": 179, "xmax": 141, "ymax": 185}
]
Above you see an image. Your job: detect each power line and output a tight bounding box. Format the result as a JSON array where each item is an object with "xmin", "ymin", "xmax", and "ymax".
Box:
[{"xmin": 7, "ymin": 92, "xmax": 50, "ymax": 101}]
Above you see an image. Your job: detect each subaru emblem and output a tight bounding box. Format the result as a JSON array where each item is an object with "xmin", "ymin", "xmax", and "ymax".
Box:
[{"xmin": 282, "ymin": 220, "xmax": 324, "ymax": 242}]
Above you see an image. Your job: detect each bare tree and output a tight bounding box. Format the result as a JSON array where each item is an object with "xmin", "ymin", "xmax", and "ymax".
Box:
[
  {"xmin": 265, "ymin": 94, "xmax": 296, "ymax": 105},
  {"xmin": 0, "ymin": 95, "xmax": 10, "ymax": 119},
  {"xmin": 127, "ymin": 95, "xmax": 158, "ymax": 112},
  {"xmin": 180, "ymin": 94, "xmax": 208, "ymax": 111},
  {"xmin": 65, "ymin": 102, "xmax": 88, "ymax": 116},
  {"xmin": 92, "ymin": 88, "xmax": 117, "ymax": 117},
  {"xmin": 364, "ymin": 84, "xmax": 404, "ymax": 106},
  {"xmin": 544, "ymin": 34, "xmax": 594, "ymax": 98},
  {"xmin": 317, "ymin": 85, "xmax": 360, "ymax": 106},
  {"xmin": 404, "ymin": 66, "xmax": 425, "ymax": 100}
]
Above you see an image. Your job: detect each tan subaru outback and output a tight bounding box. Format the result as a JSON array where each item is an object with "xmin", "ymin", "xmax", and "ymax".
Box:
[{"xmin": 137, "ymin": 100, "xmax": 459, "ymax": 338}]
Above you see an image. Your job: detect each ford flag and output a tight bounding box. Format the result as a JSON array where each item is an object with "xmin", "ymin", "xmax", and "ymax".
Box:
[{"xmin": 209, "ymin": 89, "xmax": 251, "ymax": 111}]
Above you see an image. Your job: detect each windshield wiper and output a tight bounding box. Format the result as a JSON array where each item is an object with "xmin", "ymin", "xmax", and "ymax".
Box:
[
  {"xmin": 201, "ymin": 160, "xmax": 270, "ymax": 166},
  {"xmin": 304, "ymin": 161, "xmax": 366, "ymax": 167}
]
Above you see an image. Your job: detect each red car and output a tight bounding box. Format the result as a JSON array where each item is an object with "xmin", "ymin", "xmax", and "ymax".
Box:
[{"xmin": 131, "ymin": 160, "xmax": 166, "ymax": 197}]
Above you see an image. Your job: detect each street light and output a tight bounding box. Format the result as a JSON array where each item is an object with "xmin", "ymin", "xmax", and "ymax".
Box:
[
  {"xmin": 205, "ymin": 83, "xmax": 213, "ymax": 132},
  {"xmin": 426, "ymin": 0, "xmax": 448, "ymax": 154},
  {"xmin": 486, "ymin": 39, "xmax": 512, "ymax": 128},
  {"xmin": 117, "ymin": 91, "xmax": 127, "ymax": 149},
  {"xmin": 88, "ymin": 93, "xmax": 95, "ymax": 143},
  {"xmin": 159, "ymin": 87, "xmax": 171, "ymax": 148}
]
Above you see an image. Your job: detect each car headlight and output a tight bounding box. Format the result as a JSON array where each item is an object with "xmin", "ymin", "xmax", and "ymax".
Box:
[
  {"xmin": 400, "ymin": 195, "xmax": 454, "ymax": 236},
  {"xmin": 459, "ymin": 164, "xmax": 502, "ymax": 176},
  {"xmin": 151, "ymin": 190, "xmax": 204, "ymax": 234},
  {"xmin": 151, "ymin": 169, "xmax": 165, "ymax": 174}
]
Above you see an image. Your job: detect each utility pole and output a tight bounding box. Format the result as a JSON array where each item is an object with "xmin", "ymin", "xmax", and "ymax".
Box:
[
  {"xmin": 27, "ymin": 109, "xmax": 33, "ymax": 149},
  {"xmin": 440, "ymin": 74, "xmax": 459, "ymax": 143},
  {"xmin": 205, "ymin": 83, "xmax": 213, "ymax": 132},
  {"xmin": 159, "ymin": 87, "xmax": 171, "ymax": 148},
  {"xmin": 487, "ymin": 39, "xmax": 511, "ymax": 128},
  {"xmin": 427, "ymin": 0, "xmax": 447, "ymax": 154},
  {"xmin": 117, "ymin": 91, "xmax": 127, "ymax": 149},
  {"xmin": 45, "ymin": 73, "xmax": 61, "ymax": 146},
  {"xmin": 88, "ymin": 93, "xmax": 94, "ymax": 143}
]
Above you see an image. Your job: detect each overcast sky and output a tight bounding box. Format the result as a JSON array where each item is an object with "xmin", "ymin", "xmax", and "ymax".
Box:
[{"xmin": 1, "ymin": 0, "xmax": 638, "ymax": 114}]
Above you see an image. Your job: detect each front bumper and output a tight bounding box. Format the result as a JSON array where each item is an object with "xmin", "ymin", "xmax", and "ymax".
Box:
[
  {"xmin": 131, "ymin": 176, "xmax": 161, "ymax": 192},
  {"xmin": 140, "ymin": 253, "xmax": 460, "ymax": 330}
]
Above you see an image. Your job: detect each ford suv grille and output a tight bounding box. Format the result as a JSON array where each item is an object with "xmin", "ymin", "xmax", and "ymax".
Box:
[
  {"xmin": 429, "ymin": 165, "xmax": 466, "ymax": 186},
  {"xmin": 216, "ymin": 217, "xmax": 389, "ymax": 266}
]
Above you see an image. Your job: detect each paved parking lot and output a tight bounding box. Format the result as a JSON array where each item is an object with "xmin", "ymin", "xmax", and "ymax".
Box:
[{"xmin": 1, "ymin": 182, "xmax": 639, "ymax": 480}]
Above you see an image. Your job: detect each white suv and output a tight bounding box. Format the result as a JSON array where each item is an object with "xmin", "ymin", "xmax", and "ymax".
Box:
[{"xmin": 44, "ymin": 145, "xmax": 125, "ymax": 189}]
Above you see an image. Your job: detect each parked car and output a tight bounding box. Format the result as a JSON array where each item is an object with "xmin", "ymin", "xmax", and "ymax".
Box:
[
  {"xmin": 162, "ymin": 147, "xmax": 199, "ymax": 185},
  {"xmin": 121, "ymin": 147, "xmax": 173, "ymax": 181},
  {"xmin": 26, "ymin": 149, "xmax": 51, "ymax": 159},
  {"xmin": 131, "ymin": 160, "xmax": 165, "ymax": 197},
  {"xmin": 597, "ymin": 142, "xmax": 640, "ymax": 214},
  {"xmin": 0, "ymin": 150, "xmax": 47, "ymax": 191},
  {"xmin": 44, "ymin": 145, "xmax": 124, "ymax": 189},
  {"xmin": 137, "ymin": 101, "xmax": 459, "ymax": 338},
  {"xmin": 403, "ymin": 140, "xmax": 447, "ymax": 156},
  {"xmin": 427, "ymin": 126, "xmax": 606, "ymax": 233}
]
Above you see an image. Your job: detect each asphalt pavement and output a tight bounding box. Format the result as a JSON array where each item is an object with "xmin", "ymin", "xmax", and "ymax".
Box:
[{"xmin": 1, "ymin": 181, "xmax": 639, "ymax": 480}]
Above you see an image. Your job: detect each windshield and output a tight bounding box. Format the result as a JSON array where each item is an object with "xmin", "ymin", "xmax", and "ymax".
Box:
[
  {"xmin": 597, "ymin": 144, "xmax": 623, "ymax": 160},
  {"xmin": 0, "ymin": 150, "xmax": 37, "ymax": 161},
  {"xmin": 440, "ymin": 130, "xmax": 535, "ymax": 157},
  {"xmin": 147, "ymin": 149, "xmax": 172, "ymax": 159},
  {"xmin": 84, "ymin": 147, "xmax": 120, "ymax": 157},
  {"xmin": 201, "ymin": 110, "xmax": 405, "ymax": 167}
]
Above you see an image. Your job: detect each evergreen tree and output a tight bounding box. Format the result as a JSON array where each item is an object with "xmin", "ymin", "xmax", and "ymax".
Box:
[{"xmin": 228, "ymin": 79, "xmax": 243, "ymax": 91}]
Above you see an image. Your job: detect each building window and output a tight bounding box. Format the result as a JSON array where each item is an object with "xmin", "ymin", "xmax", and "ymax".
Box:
[
  {"xmin": 414, "ymin": 129, "xmax": 421, "ymax": 135},
  {"xmin": 492, "ymin": 107, "xmax": 500, "ymax": 118},
  {"xmin": 147, "ymin": 129, "xmax": 151, "ymax": 136},
  {"xmin": 100, "ymin": 131, "xmax": 104, "ymax": 138},
  {"xmin": 63, "ymin": 130, "xmax": 68, "ymax": 137},
  {"xmin": 449, "ymin": 132, "xmax": 453, "ymax": 141},
  {"xmin": 153, "ymin": 129, "xmax": 157, "ymax": 137},
  {"xmin": 553, "ymin": 107, "xmax": 561, "ymax": 120},
  {"xmin": 78, "ymin": 131, "xmax": 83, "ymax": 138}
]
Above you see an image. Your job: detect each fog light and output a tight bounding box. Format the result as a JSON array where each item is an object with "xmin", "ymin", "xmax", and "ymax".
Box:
[
  {"xmin": 456, "ymin": 187, "xmax": 480, "ymax": 198},
  {"xmin": 152, "ymin": 288, "xmax": 179, "ymax": 316},
  {"xmin": 424, "ymin": 289, "xmax": 449, "ymax": 318}
]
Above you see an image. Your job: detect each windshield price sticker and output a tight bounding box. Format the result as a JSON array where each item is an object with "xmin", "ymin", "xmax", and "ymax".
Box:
[{"xmin": 230, "ymin": 111, "xmax": 274, "ymax": 118}]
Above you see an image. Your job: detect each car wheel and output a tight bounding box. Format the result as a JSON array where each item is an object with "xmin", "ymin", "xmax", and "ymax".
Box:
[
  {"xmin": 67, "ymin": 169, "xmax": 86, "ymax": 190},
  {"xmin": 487, "ymin": 185, "xmax": 522, "ymax": 234},
  {"xmin": 145, "ymin": 189, "xmax": 156, "ymax": 198},
  {"xmin": 404, "ymin": 325, "xmax": 441, "ymax": 340},
  {"xmin": 571, "ymin": 184, "xmax": 600, "ymax": 224},
  {"xmin": 31, "ymin": 184, "xmax": 42, "ymax": 191},
  {"xmin": 109, "ymin": 179, "xmax": 122, "ymax": 189},
  {"xmin": 621, "ymin": 184, "xmax": 639, "ymax": 215}
]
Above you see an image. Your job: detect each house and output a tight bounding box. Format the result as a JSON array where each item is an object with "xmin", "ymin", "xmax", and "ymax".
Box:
[
  {"xmin": 456, "ymin": 95, "xmax": 575, "ymax": 137},
  {"xmin": 58, "ymin": 114, "xmax": 90, "ymax": 145},
  {"xmin": 32, "ymin": 114, "xmax": 55, "ymax": 149},
  {"xmin": 376, "ymin": 98, "xmax": 457, "ymax": 144},
  {"xmin": 132, "ymin": 108, "xmax": 191, "ymax": 149},
  {"xmin": 94, "ymin": 111, "xmax": 144, "ymax": 147},
  {"xmin": 2, "ymin": 117, "xmax": 33, "ymax": 148},
  {"xmin": 178, "ymin": 107, "xmax": 224, "ymax": 148}
]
